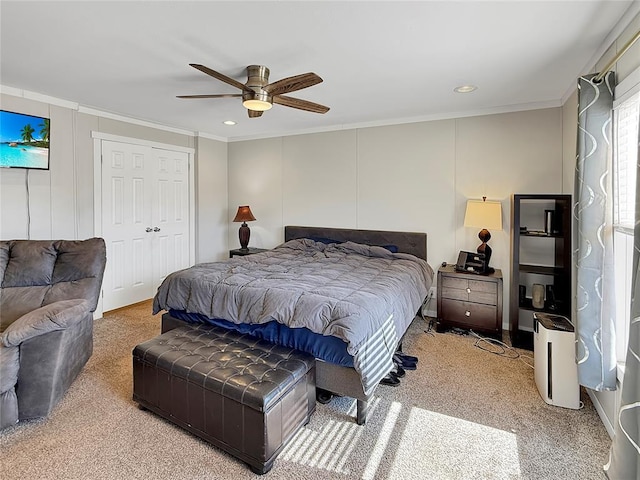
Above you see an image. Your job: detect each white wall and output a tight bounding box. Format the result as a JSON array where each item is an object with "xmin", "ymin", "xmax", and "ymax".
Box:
[
  {"xmin": 0, "ymin": 93, "xmax": 230, "ymax": 264},
  {"xmin": 195, "ymin": 136, "xmax": 229, "ymax": 262},
  {"xmin": 0, "ymin": 96, "xmax": 76, "ymax": 239},
  {"xmin": 228, "ymin": 107, "xmax": 564, "ymax": 328},
  {"xmin": 228, "ymin": 137, "xmax": 284, "ymax": 249},
  {"xmin": 284, "ymin": 130, "xmax": 357, "ymax": 228},
  {"xmin": 356, "ymin": 121, "xmax": 456, "ymax": 266}
]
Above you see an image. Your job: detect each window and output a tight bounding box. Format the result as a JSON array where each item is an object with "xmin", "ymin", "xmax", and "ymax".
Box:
[{"xmin": 612, "ymin": 81, "xmax": 640, "ymax": 375}]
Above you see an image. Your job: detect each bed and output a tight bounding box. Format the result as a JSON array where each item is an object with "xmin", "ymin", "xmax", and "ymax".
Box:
[{"xmin": 153, "ymin": 226, "xmax": 433, "ymax": 424}]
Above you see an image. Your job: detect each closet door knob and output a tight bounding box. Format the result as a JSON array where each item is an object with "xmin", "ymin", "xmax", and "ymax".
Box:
[
  {"xmin": 145, "ymin": 227, "xmax": 152, "ymax": 233},
  {"xmin": 153, "ymin": 227, "xmax": 161, "ymax": 232}
]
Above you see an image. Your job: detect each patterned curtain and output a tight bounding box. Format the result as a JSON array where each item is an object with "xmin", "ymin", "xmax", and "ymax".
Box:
[
  {"xmin": 574, "ymin": 72, "xmax": 617, "ymax": 391},
  {"xmin": 605, "ymin": 117, "xmax": 640, "ymax": 480}
]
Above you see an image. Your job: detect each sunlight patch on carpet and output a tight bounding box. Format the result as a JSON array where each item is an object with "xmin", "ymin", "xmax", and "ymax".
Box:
[
  {"xmin": 280, "ymin": 397, "xmax": 381, "ymax": 474},
  {"xmin": 362, "ymin": 401, "xmax": 402, "ymax": 480},
  {"xmin": 388, "ymin": 407, "xmax": 521, "ymax": 479}
]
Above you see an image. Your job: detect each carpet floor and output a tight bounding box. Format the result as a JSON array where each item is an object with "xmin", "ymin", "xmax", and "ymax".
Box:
[{"xmin": 0, "ymin": 301, "xmax": 611, "ymax": 479}]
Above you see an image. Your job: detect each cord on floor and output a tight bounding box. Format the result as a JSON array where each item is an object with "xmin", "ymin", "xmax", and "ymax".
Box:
[
  {"xmin": 420, "ymin": 292, "xmax": 436, "ymax": 336},
  {"xmin": 415, "ymin": 294, "xmax": 532, "ymax": 370},
  {"xmin": 463, "ymin": 329, "xmax": 535, "ymax": 369}
]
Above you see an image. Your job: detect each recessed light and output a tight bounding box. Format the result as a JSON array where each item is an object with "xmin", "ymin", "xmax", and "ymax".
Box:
[
  {"xmin": 223, "ymin": 120, "xmax": 237, "ymax": 126},
  {"xmin": 454, "ymin": 85, "xmax": 477, "ymax": 93}
]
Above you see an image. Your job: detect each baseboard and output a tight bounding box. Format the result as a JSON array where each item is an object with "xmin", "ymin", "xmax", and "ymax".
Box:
[{"xmin": 587, "ymin": 388, "xmax": 615, "ymax": 439}]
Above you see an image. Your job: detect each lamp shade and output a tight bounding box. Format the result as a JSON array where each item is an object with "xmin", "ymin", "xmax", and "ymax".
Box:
[
  {"xmin": 464, "ymin": 199, "xmax": 502, "ymax": 230},
  {"xmin": 233, "ymin": 206, "xmax": 256, "ymax": 223}
]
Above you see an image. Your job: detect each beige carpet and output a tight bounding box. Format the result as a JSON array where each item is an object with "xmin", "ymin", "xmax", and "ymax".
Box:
[{"xmin": 1, "ymin": 301, "xmax": 611, "ymax": 479}]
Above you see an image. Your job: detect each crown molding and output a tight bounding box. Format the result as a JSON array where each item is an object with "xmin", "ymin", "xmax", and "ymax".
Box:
[
  {"xmin": 1, "ymin": 84, "xmax": 197, "ymax": 137},
  {"xmin": 195, "ymin": 131, "xmax": 228, "ymax": 143},
  {"xmin": 1, "ymin": 85, "xmax": 78, "ymax": 109},
  {"xmin": 78, "ymin": 106, "xmax": 195, "ymax": 136},
  {"xmin": 224, "ymin": 99, "xmax": 562, "ymax": 142}
]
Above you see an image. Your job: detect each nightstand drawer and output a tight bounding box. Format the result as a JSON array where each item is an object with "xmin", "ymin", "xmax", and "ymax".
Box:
[
  {"xmin": 441, "ymin": 277, "xmax": 498, "ymax": 305},
  {"xmin": 440, "ymin": 299, "xmax": 497, "ymax": 330}
]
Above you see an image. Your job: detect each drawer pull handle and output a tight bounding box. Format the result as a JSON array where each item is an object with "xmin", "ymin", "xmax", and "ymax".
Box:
[
  {"xmin": 465, "ymin": 310, "xmax": 471, "ymax": 317},
  {"xmin": 466, "ymin": 288, "xmax": 471, "ymax": 294}
]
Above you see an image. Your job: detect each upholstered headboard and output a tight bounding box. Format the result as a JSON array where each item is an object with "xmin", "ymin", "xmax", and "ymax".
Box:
[{"xmin": 284, "ymin": 226, "xmax": 427, "ymax": 261}]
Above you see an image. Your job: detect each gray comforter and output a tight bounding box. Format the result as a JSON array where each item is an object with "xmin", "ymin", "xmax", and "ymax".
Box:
[{"xmin": 153, "ymin": 239, "xmax": 433, "ymax": 394}]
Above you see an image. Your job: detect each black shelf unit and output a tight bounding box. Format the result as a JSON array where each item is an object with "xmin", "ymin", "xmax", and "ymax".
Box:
[{"xmin": 510, "ymin": 194, "xmax": 572, "ymax": 349}]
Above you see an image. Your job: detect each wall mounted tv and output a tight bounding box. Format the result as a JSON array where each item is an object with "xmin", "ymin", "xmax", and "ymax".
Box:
[{"xmin": 0, "ymin": 110, "xmax": 50, "ymax": 170}]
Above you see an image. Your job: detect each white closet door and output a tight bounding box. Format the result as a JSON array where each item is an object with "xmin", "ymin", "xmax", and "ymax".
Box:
[
  {"xmin": 101, "ymin": 141, "xmax": 191, "ymax": 311},
  {"xmin": 151, "ymin": 148, "xmax": 190, "ymax": 290},
  {"xmin": 101, "ymin": 140, "xmax": 154, "ymax": 310}
]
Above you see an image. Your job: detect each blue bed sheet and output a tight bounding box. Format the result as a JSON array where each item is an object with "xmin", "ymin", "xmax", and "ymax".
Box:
[{"xmin": 168, "ymin": 309, "xmax": 354, "ymax": 367}]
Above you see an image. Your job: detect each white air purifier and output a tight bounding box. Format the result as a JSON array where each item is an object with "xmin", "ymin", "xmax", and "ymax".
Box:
[{"xmin": 533, "ymin": 313, "xmax": 580, "ymax": 409}]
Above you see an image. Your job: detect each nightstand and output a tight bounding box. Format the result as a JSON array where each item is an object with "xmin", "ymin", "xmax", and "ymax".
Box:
[
  {"xmin": 229, "ymin": 247, "xmax": 268, "ymax": 258},
  {"xmin": 436, "ymin": 264, "xmax": 503, "ymax": 337}
]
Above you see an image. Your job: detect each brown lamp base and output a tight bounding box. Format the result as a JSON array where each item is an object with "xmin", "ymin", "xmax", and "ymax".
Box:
[
  {"xmin": 238, "ymin": 222, "xmax": 251, "ymax": 250},
  {"xmin": 477, "ymin": 228, "xmax": 493, "ymax": 268}
]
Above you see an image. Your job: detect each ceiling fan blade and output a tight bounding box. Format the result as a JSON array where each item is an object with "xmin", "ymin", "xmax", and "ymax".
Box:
[
  {"xmin": 273, "ymin": 95, "xmax": 330, "ymax": 114},
  {"xmin": 263, "ymin": 72, "xmax": 323, "ymax": 96},
  {"xmin": 248, "ymin": 110, "xmax": 264, "ymax": 118},
  {"xmin": 176, "ymin": 94, "xmax": 242, "ymax": 99},
  {"xmin": 189, "ymin": 64, "xmax": 250, "ymax": 92}
]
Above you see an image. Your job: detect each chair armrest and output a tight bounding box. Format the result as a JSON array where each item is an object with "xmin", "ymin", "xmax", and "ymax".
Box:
[{"xmin": 1, "ymin": 299, "xmax": 91, "ymax": 347}]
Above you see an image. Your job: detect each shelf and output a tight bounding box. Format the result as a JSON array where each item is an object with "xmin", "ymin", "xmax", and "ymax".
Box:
[
  {"xmin": 516, "ymin": 194, "xmax": 571, "ymax": 201},
  {"xmin": 510, "ymin": 194, "xmax": 572, "ymax": 350},
  {"xmin": 519, "ymin": 232, "xmax": 564, "ymax": 238},
  {"xmin": 518, "ymin": 298, "xmax": 569, "ymax": 316},
  {"xmin": 519, "ymin": 264, "xmax": 566, "ymax": 276}
]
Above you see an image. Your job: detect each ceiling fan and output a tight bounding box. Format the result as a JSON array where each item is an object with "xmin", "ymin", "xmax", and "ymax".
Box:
[{"xmin": 177, "ymin": 64, "xmax": 330, "ymax": 118}]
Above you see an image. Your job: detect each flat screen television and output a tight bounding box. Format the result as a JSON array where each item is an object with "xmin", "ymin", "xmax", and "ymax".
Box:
[{"xmin": 0, "ymin": 110, "xmax": 50, "ymax": 170}]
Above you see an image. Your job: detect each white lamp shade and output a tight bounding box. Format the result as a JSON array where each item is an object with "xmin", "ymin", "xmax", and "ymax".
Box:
[{"xmin": 464, "ymin": 200, "xmax": 503, "ymax": 230}]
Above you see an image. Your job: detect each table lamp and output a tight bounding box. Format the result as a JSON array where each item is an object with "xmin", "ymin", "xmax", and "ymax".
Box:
[
  {"xmin": 463, "ymin": 197, "xmax": 502, "ymax": 268},
  {"xmin": 233, "ymin": 205, "xmax": 256, "ymax": 251}
]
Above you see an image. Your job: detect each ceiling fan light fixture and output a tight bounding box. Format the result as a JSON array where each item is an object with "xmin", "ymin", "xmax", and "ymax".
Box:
[
  {"xmin": 179, "ymin": 63, "xmax": 329, "ymax": 115},
  {"xmin": 242, "ymin": 99, "xmax": 273, "ymax": 111}
]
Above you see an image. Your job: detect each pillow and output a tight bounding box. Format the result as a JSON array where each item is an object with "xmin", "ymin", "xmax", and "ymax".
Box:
[
  {"xmin": 307, "ymin": 237, "xmax": 398, "ymax": 252},
  {"xmin": 307, "ymin": 236, "xmax": 342, "ymax": 245}
]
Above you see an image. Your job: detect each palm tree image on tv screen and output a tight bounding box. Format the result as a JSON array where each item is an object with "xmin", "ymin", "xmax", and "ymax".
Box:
[{"xmin": 0, "ymin": 110, "xmax": 50, "ymax": 169}]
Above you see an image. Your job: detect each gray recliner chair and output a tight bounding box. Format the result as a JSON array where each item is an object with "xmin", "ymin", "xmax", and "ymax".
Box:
[{"xmin": 0, "ymin": 238, "xmax": 106, "ymax": 429}]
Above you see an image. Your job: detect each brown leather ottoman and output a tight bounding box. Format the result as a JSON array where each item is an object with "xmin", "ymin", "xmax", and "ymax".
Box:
[{"xmin": 132, "ymin": 325, "xmax": 316, "ymax": 474}]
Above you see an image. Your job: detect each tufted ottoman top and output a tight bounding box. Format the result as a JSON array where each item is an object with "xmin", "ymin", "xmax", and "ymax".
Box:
[{"xmin": 133, "ymin": 325, "xmax": 315, "ymax": 412}]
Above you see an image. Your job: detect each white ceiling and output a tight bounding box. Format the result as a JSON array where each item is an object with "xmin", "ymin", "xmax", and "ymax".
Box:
[{"xmin": 1, "ymin": 1, "xmax": 637, "ymax": 142}]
